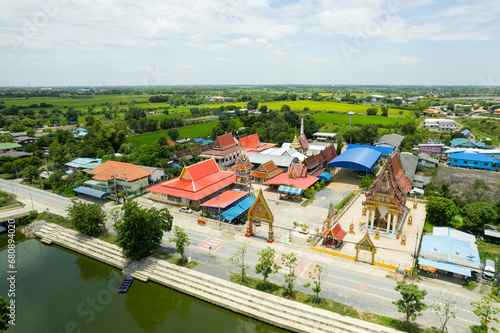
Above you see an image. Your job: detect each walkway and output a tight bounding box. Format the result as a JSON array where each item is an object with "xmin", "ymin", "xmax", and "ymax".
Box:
[{"xmin": 33, "ymin": 223, "xmax": 401, "ymax": 333}]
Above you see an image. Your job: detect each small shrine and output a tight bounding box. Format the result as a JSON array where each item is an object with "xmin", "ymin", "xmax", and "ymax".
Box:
[
  {"xmin": 321, "ymin": 222, "xmax": 347, "ymax": 250},
  {"xmin": 355, "ymin": 231, "xmax": 376, "ymax": 264},
  {"xmin": 246, "ymin": 189, "xmax": 275, "ymax": 243},
  {"xmin": 362, "ymin": 153, "xmax": 412, "ymax": 237},
  {"xmin": 231, "ymin": 152, "xmax": 253, "ymax": 191}
]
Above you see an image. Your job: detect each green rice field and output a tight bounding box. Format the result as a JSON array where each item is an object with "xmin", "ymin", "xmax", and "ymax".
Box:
[
  {"xmin": 313, "ymin": 113, "xmax": 415, "ymax": 126},
  {"xmin": 201, "ymin": 100, "xmax": 413, "ymax": 116},
  {"xmin": 126, "ymin": 119, "xmax": 243, "ymax": 146}
]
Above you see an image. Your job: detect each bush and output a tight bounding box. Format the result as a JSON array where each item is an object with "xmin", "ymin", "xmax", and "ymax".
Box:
[
  {"xmin": 359, "ymin": 175, "xmax": 375, "ymax": 189},
  {"xmin": 18, "ymin": 211, "xmax": 39, "ymax": 226},
  {"xmin": 335, "ymin": 192, "xmax": 355, "ymax": 210}
]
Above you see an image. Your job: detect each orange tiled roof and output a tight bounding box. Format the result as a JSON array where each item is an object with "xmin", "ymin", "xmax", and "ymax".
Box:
[{"xmin": 88, "ymin": 161, "xmax": 152, "ymax": 181}]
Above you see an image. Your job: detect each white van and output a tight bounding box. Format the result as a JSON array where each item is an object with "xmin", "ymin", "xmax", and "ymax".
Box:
[{"xmin": 483, "ymin": 259, "xmax": 495, "ymax": 280}]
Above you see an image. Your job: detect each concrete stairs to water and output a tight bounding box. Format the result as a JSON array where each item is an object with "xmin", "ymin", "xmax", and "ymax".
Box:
[
  {"xmin": 135, "ymin": 257, "xmax": 401, "ymax": 333},
  {"xmin": 34, "ymin": 223, "xmax": 130, "ymax": 269}
]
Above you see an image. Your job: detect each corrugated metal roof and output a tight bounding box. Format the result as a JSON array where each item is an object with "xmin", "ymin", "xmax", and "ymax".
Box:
[
  {"xmin": 449, "ymin": 152, "xmax": 500, "ymax": 163},
  {"xmin": 328, "ymin": 148, "xmax": 381, "ymax": 172},
  {"xmin": 73, "ymin": 186, "xmax": 110, "ymax": 199},
  {"xmin": 246, "ymin": 153, "xmax": 298, "ymax": 168},
  {"xmin": 345, "ymin": 144, "xmax": 394, "ymax": 155}
]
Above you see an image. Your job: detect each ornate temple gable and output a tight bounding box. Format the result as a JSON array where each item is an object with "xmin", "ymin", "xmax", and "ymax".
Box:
[
  {"xmin": 232, "ymin": 151, "xmax": 253, "ymax": 170},
  {"xmin": 363, "ymin": 153, "xmax": 410, "ymax": 212},
  {"xmin": 248, "ymin": 189, "xmax": 273, "ymax": 223},
  {"xmin": 355, "ymin": 231, "xmax": 376, "ymax": 252},
  {"xmin": 179, "ymin": 165, "xmax": 192, "ymax": 181}
]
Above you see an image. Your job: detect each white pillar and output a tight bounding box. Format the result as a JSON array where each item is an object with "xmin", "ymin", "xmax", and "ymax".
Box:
[
  {"xmin": 370, "ymin": 210, "xmax": 375, "ymax": 230},
  {"xmin": 387, "ymin": 214, "xmax": 392, "ymax": 233},
  {"xmin": 366, "ymin": 210, "xmax": 370, "ymax": 229},
  {"xmin": 392, "ymin": 215, "xmax": 397, "ymax": 234}
]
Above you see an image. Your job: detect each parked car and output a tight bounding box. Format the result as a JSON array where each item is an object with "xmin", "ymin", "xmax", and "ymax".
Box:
[
  {"xmin": 179, "ymin": 206, "xmax": 193, "ymax": 214},
  {"xmin": 483, "ymin": 259, "xmax": 495, "ymax": 280}
]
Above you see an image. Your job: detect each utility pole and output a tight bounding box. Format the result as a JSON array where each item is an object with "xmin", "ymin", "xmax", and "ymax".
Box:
[
  {"xmin": 218, "ymin": 194, "xmax": 221, "ymax": 230},
  {"xmin": 13, "ymin": 163, "xmax": 19, "ymax": 179},
  {"xmin": 44, "ymin": 156, "xmax": 50, "ymax": 176},
  {"xmin": 112, "ymin": 173, "xmax": 118, "ymax": 202},
  {"xmin": 411, "ymin": 232, "xmax": 419, "ymax": 276},
  {"xmin": 123, "ymin": 174, "xmax": 128, "ymax": 198},
  {"xmin": 29, "ymin": 186, "xmax": 35, "ymax": 211}
]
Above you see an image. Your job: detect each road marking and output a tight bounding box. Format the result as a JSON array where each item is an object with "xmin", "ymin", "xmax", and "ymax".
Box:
[
  {"xmin": 197, "ymin": 237, "xmax": 226, "ymax": 252},
  {"xmin": 298, "ymin": 261, "xmax": 311, "ymax": 277},
  {"xmin": 358, "ymin": 283, "xmax": 366, "ymax": 292}
]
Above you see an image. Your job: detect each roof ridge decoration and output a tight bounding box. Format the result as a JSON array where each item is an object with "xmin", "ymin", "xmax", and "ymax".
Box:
[{"xmin": 355, "ymin": 231, "xmax": 376, "ymax": 252}]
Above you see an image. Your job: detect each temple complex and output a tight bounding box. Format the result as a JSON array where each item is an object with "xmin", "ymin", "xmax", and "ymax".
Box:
[{"xmin": 362, "ymin": 153, "xmax": 412, "ymax": 238}]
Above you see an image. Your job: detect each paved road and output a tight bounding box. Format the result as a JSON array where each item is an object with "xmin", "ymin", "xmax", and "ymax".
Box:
[
  {"xmin": 161, "ymin": 215, "xmax": 489, "ymax": 333},
  {"xmin": 2, "ymin": 179, "xmax": 493, "ymax": 332}
]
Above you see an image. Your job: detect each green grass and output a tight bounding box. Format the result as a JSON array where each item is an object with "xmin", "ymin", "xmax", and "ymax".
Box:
[
  {"xmin": 313, "ymin": 113, "xmax": 415, "ymax": 126},
  {"xmin": 201, "ymin": 101, "xmax": 413, "ymax": 116},
  {"xmin": 477, "ymin": 239, "xmax": 500, "ymax": 263},
  {"xmin": 153, "ymin": 251, "xmax": 200, "ymax": 269},
  {"xmin": 335, "ymin": 192, "xmax": 356, "ymax": 210},
  {"xmin": 127, "ymin": 122, "xmax": 217, "ymax": 145},
  {"xmin": 0, "ymin": 94, "xmax": 150, "ymax": 109}
]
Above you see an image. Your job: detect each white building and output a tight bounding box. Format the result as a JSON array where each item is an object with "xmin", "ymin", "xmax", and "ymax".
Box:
[{"xmin": 423, "ymin": 119, "xmax": 457, "ymax": 131}]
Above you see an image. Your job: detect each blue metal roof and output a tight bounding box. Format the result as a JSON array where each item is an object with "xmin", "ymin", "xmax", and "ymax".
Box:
[
  {"xmin": 278, "ymin": 185, "xmax": 303, "ymax": 195},
  {"xmin": 203, "ymin": 139, "xmax": 214, "ymax": 144},
  {"xmin": 449, "ymin": 152, "xmax": 500, "ymax": 163},
  {"xmin": 328, "ymin": 148, "xmax": 382, "ymax": 172},
  {"xmin": 194, "ymin": 138, "xmax": 204, "ymax": 143},
  {"xmin": 418, "ymin": 258, "xmax": 471, "ymax": 277},
  {"xmin": 216, "ymin": 196, "xmax": 255, "ymax": 222},
  {"xmin": 419, "ymin": 233, "xmax": 480, "ymax": 277},
  {"xmin": 461, "ymin": 129, "xmax": 471, "ymax": 136},
  {"xmin": 345, "ymin": 144, "xmax": 394, "ymax": 155},
  {"xmin": 73, "ymin": 186, "xmax": 110, "ymax": 199},
  {"xmin": 317, "ymin": 172, "xmax": 332, "ymax": 181}
]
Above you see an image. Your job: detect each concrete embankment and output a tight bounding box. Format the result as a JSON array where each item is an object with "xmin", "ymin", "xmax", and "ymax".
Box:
[{"xmin": 34, "ymin": 223, "xmax": 401, "ymax": 333}]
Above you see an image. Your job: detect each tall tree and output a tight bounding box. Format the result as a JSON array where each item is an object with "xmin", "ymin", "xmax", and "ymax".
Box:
[
  {"xmin": 168, "ymin": 226, "xmax": 190, "ymax": 263},
  {"xmin": 430, "ymin": 292, "xmax": 458, "ymax": 333},
  {"xmin": 255, "ymin": 247, "xmax": 280, "ymax": 289},
  {"xmin": 303, "ymin": 264, "xmax": 327, "ymax": 303},
  {"xmin": 66, "ymin": 199, "xmax": 106, "ymax": 236},
  {"xmin": 228, "ymin": 242, "xmax": 249, "ymax": 283},
  {"xmin": 462, "ymin": 202, "xmax": 497, "ymax": 234},
  {"xmin": 381, "ymin": 105, "xmax": 389, "ymax": 117},
  {"xmin": 167, "ymin": 128, "xmax": 180, "ymax": 142},
  {"xmin": 115, "ymin": 200, "xmax": 173, "ymax": 260},
  {"xmin": 366, "ymin": 107, "xmax": 378, "ymax": 116},
  {"xmin": 425, "ymin": 197, "xmax": 457, "ymax": 226},
  {"xmin": 358, "ymin": 124, "xmax": 378, "ymax": 144},
  {"xmin": 282, "ymin": 252, "xmax": 298, "ymax": 297},
  {"xmin": 470, "ymin": 296, "xmax": 499, "ymax": 333},
  {"xmin": 392, "ymin": 280, "xmax": 428, "ymax": 324}
]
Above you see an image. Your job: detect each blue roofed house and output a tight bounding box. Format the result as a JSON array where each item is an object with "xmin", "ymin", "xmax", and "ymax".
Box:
[
  {"xmin": 449, "ymin": 152, "xmax": 500, "ymax": 171},
  {"xmin": 65, "ymin": 158, "xmax": 102, "ymax": 173},
  {"xmin": 344, "ymin": 144, "xmax": 393, "ymax": 162},
  {"xmin": 418, "ymin": 227, "xmax": 480, "ymax": 277},
  {"xmin": 460, "ymin": 129, "xmax": 476, "ymax": 142}
]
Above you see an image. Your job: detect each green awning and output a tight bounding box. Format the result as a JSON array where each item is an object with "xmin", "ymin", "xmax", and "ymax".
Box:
[{"xmin": 278, "ymin": 185, "xmax": 303, "ymax": 195}]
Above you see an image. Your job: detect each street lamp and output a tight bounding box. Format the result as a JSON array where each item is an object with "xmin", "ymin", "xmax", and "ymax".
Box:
[
  {"xmin": 348, "ymin": 111, "xmax": 354, "ymax": 130},
  {"xmin": 218, "ymin": 195, "xmax": 221, "ymax": 230}
]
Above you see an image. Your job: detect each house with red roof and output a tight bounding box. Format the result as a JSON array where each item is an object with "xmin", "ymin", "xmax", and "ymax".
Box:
[
  {"xmin": 84, "ymin": 161, "xmax": 153, "ymax": 195},
  {"xmin": 147, "ymin": 159, "xmax": 236, "ymax": 206},
  {"xmin": 239, "ymin": 133, "xmax": 276, "ymax": 153},
  {"xmin": 263, "ymin": 162, "xmax": 319, "ymax": 190},
  {"xmin": 199, "ymin": 133, "xmax": 243, "ymax": 168}
]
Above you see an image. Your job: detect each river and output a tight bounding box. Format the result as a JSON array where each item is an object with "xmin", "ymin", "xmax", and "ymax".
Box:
[{"xmin": 0, "ymin": 231, "xmax": 288, "ymax": 333}]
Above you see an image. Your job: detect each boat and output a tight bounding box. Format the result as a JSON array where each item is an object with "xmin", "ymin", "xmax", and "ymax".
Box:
[{"xmin": 117, "ymin": 276, "xmax": 133, "ymax": 293}]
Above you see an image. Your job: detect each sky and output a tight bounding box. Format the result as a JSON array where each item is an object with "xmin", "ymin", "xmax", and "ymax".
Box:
[{"xmin": 1, "ymin": 0, "xmax": 500, "ymax": 86}]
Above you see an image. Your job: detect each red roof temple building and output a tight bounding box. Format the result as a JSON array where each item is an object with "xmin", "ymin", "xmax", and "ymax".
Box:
[
  {"xmin": 147, "ymin": 159, "xmax": 236, "ymax": 206},
  {"xmin": 362, "ymin": 154, "xmax": 412, "ymax": 237},
  {"xmin": 263, "ymin": 162, "xmax": 318, "ymax": 190},
  {"xmin": 199, "ymin": 133, "xmax": 243, "ymax": 168},
  {"xmin": 239, "ymin": 133, "xmax": 275, "ymax": 153}
]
